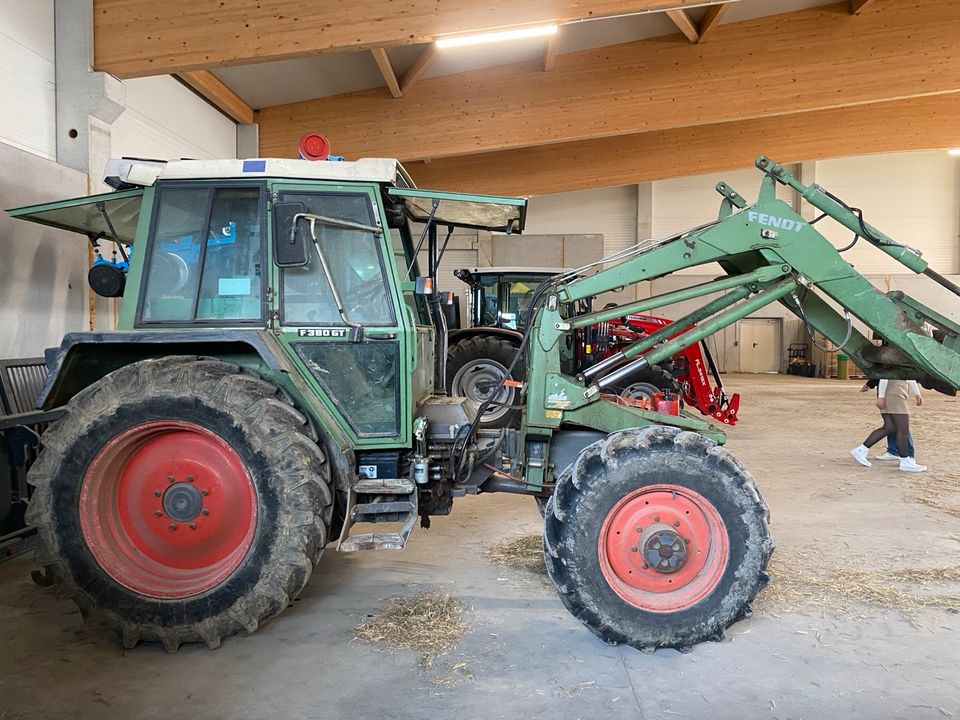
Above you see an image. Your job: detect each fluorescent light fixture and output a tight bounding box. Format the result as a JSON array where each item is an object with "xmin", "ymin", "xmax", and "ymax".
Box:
[
  {"xmin": 948, "ymin": 148, "xmax": 960, "ymax": 156},
  {"xmin": 436, "ymin": 24, "xmax": 558, "ymax": 49}
]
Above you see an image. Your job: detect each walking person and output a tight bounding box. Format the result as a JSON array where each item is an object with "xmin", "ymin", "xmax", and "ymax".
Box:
[
  {"xmin": 861, "ymin": 379, "xmax": 916, "ymax": 460},
  {"xmin": 851, "ymin": 379, "xmax": 926, "ymax": 472}
]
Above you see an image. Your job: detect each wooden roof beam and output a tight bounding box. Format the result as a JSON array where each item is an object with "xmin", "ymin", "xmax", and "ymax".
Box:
[
  {"xmin": 697, "ymin": 3, "xmax": 731, "ymax": 42},
  {"xmin": 94, "ymin": 0, "xmax": 735, "ymax": 78},
  {"xmin": 256, "ymin": 1, "xmax": 960, "ymax": 161},
  {"xmin": 849, "ymin": 0, "xmax": 878, "ymax": 13},
  {"xmin": 399, "ymin": 43, "xmax": 439, "ymax": 95},
  {"xmin": 405, "ymin": 95, "xmax": 960, "ymax": 197},
  {"xmin": 543, "ymin": 32, "xmax": 559, "ymax": 71},
  {"xmin": 665, "ymin": 9, "xmax": 699, "ymax": 42},
  {"xmin": 176, "ymin": 70, "xmax": 254, "ymax": 124},
  {"xmin": 371, "ymin": 48, "xmax": 403, "ymax": 98}
]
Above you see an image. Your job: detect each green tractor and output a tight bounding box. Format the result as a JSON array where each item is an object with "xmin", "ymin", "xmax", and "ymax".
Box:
[{"xmin": 9, "ymin": 152, "xmax": 960, "ymax": 653}]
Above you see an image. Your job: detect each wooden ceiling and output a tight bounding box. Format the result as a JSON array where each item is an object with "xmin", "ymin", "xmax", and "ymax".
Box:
[
  {"xmin": 93, "ymin": 0, "xmax": 738, "ymax": 78},
  {"xmin": 93, "ymin": 0, "xmax": 960, "ymax": 194}
]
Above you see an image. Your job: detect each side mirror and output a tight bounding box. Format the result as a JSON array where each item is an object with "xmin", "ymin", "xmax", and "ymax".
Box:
[
  {"xmin": 385, "ymin": 201, "xmax": 406, "ymax": 229},
  {"xmin": 273, "ymin": 202, "xmax": 310, "ymax": 267}
]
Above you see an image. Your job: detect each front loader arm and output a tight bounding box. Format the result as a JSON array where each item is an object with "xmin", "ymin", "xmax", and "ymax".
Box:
[{"xmin": 525, "ymin": 156, "xmax": 960, "ymax": 448}]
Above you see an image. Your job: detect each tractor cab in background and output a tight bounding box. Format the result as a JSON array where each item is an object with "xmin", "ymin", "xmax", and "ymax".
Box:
[{"xmin": 447, "ymin": 267, "xmax": 741, "ymax": 426}]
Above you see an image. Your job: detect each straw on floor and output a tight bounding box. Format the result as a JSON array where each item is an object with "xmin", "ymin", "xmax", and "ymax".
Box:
[{"xmin": 354, "ymin": 591, "xmax": 469, "ymax": 658}]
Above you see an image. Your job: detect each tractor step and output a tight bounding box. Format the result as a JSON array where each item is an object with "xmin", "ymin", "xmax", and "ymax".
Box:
[
  {"xmin": 353, "ymin": 477, "xmax": 415, "ymax": 494},
  {"xmin": 337, "ymin": 477, "xmax": 418, "ymax": 552},
  {"xmin": 351, "ymin": 500, "xmax": 415, "ymax": 520},
  {"xmin": 339, "ymin": 532, "xmax": 410, "ymax": 552}
]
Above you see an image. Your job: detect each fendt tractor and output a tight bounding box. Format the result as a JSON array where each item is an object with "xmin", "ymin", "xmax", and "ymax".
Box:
[
  {"xmin": 446, "ymin": 266, "xmax": 740, "ymax": 429},
  {"xmin": 7, "ymin": 147, "xmax": 960, "ymax": 654}
]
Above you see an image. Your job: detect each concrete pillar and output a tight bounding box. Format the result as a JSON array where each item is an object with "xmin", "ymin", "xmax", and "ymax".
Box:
[
  {"xmin": 54, "ymin": 0, "xmax": 125, "ymax": 177},
  {"xmin": 55, "ymin": 0, "xmax": 127, "ymax": 331},
  {"xmin": 237, "ymin": 124, "xmax": 260, "ymax": 159},
  {"xmin": 634, "ymin": 182, "xmax": 654, "ymax": 302},
  {"xmin": 794, "ymin": 161, "xmax": 818, "ymax": 222}
]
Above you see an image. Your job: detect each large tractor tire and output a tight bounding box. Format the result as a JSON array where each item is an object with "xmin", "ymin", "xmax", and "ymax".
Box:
[
  {"xmin": 26, "ymin": 356, "xmax": 333, "ymax": 651},
  {"xmin": 543, "ymin": 425, "xmax": 772, "ymax": 653},
  {"xmin": 447, "ymin": 335, "xmax": 524, "ymax": 429}
]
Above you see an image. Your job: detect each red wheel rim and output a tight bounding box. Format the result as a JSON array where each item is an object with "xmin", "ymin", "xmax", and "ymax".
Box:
[
  {"xmin": 598, "ymin": 484, "xmax": 728, "ymax": 612},
  {"xmin": 79, "ymin": 421, "xmax": 257, "ymax": 599}
]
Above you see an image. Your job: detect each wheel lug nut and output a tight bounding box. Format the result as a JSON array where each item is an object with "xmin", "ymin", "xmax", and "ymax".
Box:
[
  {"xmin": 653, "ymin": 515, "xmax": 660, "ymax": 522},
  {"xmin": 201, "ymin": 509, "xmax": 210, "ymax": 516},
  {"xmin": 635, "ymin": 526, "xmax": 642, "ymax": 533},
  {"xmin": 153, "ymin": 490, "xmax": 161, "ymax": 497},
  {"xmin": 201, "ymin": 489, "xmax": 209, "ymax": 496},
  {"xmin": 673, "ymin": 520, "xmax": 680, "ymax": 527},
  {"xmin": 189, "ymin": 523, "xmax": 196, "ymax": 530},
  {"xmin": 630, "ymin": 546, "xmax": 638, "ymax": 552},
  {"xmin": 154, "ymin": 510, "xmax": 162, "ymax": 517},
  {"xmin": 168, "ymin": 523, "xmax": 177, "ymax": 530},
  {"xmin": 167, "ymin": 475, "xmax": 175, "ymax": 483},
  {"xmin": 642, "ymin": 563, "xmax": 649, "ymax": 569},
  {"xmin": 684, "ymin": 538, "xmax": 690, "ymax": 545},
  {"xmin": 187, "ymin": 475, "xmax": 195, "ymax": 483}
]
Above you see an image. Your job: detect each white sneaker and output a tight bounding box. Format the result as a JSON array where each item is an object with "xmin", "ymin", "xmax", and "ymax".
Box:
[
  {"xmin": 899, "ymin": 457, "xmax": 927, "ymax": 473},
  {"xmin": 875, "ymin": 451, "xmax": 900, "ymax": 461},
  {"xmin": 850, "ymin": 445, "xmax": 871, "ymax": 467}
]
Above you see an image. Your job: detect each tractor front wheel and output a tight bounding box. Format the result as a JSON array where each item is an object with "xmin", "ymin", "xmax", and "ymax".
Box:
[
  {"xmin": 26, "ymin": 356, "xmax": 332, "ymax": 651},
  {"xmin": 543, "ymin": 426, "xmax": 772, "ymax": 652}
]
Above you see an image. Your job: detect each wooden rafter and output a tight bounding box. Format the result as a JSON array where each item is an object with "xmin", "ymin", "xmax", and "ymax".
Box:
[
  {"xmin": 697, "ymin": 2, "xmax": 731, "ymax": 43},
  {"xmin": 399, "ymin": 43, "xmax": 439, "ymax": 95},
  {"xmin": 94, "ymin": 0, "xmax": 731, "ymax": 78},
  {"xmin": 543, "ymin": 32, "xmax": 559, "ymax": 71},
  {"xmin": 176, "ymin": 70, "xmax": 254, "ymax": 124},
  {"xmin": 257, "ymin": 0, "xmax": 960, "ymax": 161},
  {"xmin": 665, "ymin": 9, "xmax": 699, "ymax": 42},
  {"xmin": 405, "ymin": 95, "xmax": 960, "ymax": 197},
  {"xmin": 849, "ymin": 0, "xmax": 878, "ymax": 13},
  {"xmin": 371, "ymin": 48, "xmax": 402, "ymax": 98}
]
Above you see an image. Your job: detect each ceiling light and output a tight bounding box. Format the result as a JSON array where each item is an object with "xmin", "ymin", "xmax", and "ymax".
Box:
[
  {"xmin": 948, "ymin": 148, "xmax": 960, "ymax": 156},
  {"xmin": 436, "ymin": 25, "xmax": 558, "ymax": 49}
]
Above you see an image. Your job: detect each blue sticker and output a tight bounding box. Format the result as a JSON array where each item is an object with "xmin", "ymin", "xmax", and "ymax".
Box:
[{"xmin": 242, "ymin": 159, "xmax": 266, "ymax": 173}]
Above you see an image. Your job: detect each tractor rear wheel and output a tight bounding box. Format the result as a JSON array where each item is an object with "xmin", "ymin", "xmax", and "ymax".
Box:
[
  {"xmin": 447, "ymin": 335, "xmax": 524, "ymax": 429},
  {"xmin": 543, "ymin": 425, "xmax": 772, "ymax": 652},
  {"xmin": 26, "ymin": 356, "xmax": 333, "ymax": 651}
]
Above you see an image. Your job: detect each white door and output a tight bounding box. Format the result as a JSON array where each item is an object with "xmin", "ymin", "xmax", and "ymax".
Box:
[{"xmin": 739, "ymin": 318, "xmax": 781, "ymax": 373}]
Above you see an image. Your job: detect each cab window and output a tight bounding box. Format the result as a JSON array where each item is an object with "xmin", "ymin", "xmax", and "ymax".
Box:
[
  {"xmin": 140, "ymin": 186, "xmax": 263, "ymax": 324},
  {"xmin": 280, "ymin": 192, "xmax": 394, "ymax": 326}
]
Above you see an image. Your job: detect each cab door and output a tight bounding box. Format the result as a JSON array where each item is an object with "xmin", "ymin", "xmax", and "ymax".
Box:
[{"xmin": 269, "ymin": 182, "xmax": 412, "ymax": 447}]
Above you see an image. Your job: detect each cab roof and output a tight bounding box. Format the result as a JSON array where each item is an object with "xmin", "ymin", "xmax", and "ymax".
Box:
[{"xmin": 104, "ymin": 156, "xmax": 415, "ymax": 189}]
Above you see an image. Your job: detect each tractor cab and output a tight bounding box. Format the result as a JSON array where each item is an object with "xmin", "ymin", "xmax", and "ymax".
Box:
[
  {"xmin": 453, "ymin": 267, "xmax": 567, "ymax": 332},
  {"xmin": 8, "ymin": 152, "xmax": 528, "ymax": 452}
]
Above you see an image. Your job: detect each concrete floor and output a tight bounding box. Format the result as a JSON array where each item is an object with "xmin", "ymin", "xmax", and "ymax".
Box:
[{"xmin": 1, "ymin": 374, "xmax": 959, "ymax": 719}]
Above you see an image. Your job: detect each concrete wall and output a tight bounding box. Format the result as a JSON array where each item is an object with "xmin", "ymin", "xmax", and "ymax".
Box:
[
  {"xmin": 0, "ymin": 0, "xmax": 55, "ymax": 159},
  {"xmin": 0, "ymin": 143, "xmax": 88, "ymax": 358},
  {"xmin": 0, "ymin": 1, "xmax": 240, "ymax": 351},
  {"xmin": 110, "ymin": 76, "xmax": 239, "ymax": 164}
]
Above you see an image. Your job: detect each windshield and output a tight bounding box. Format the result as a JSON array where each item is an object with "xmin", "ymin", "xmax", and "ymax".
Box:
[{"xmin": 280, "ymin": 192, "xmax": 394, "ymax": 326}]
